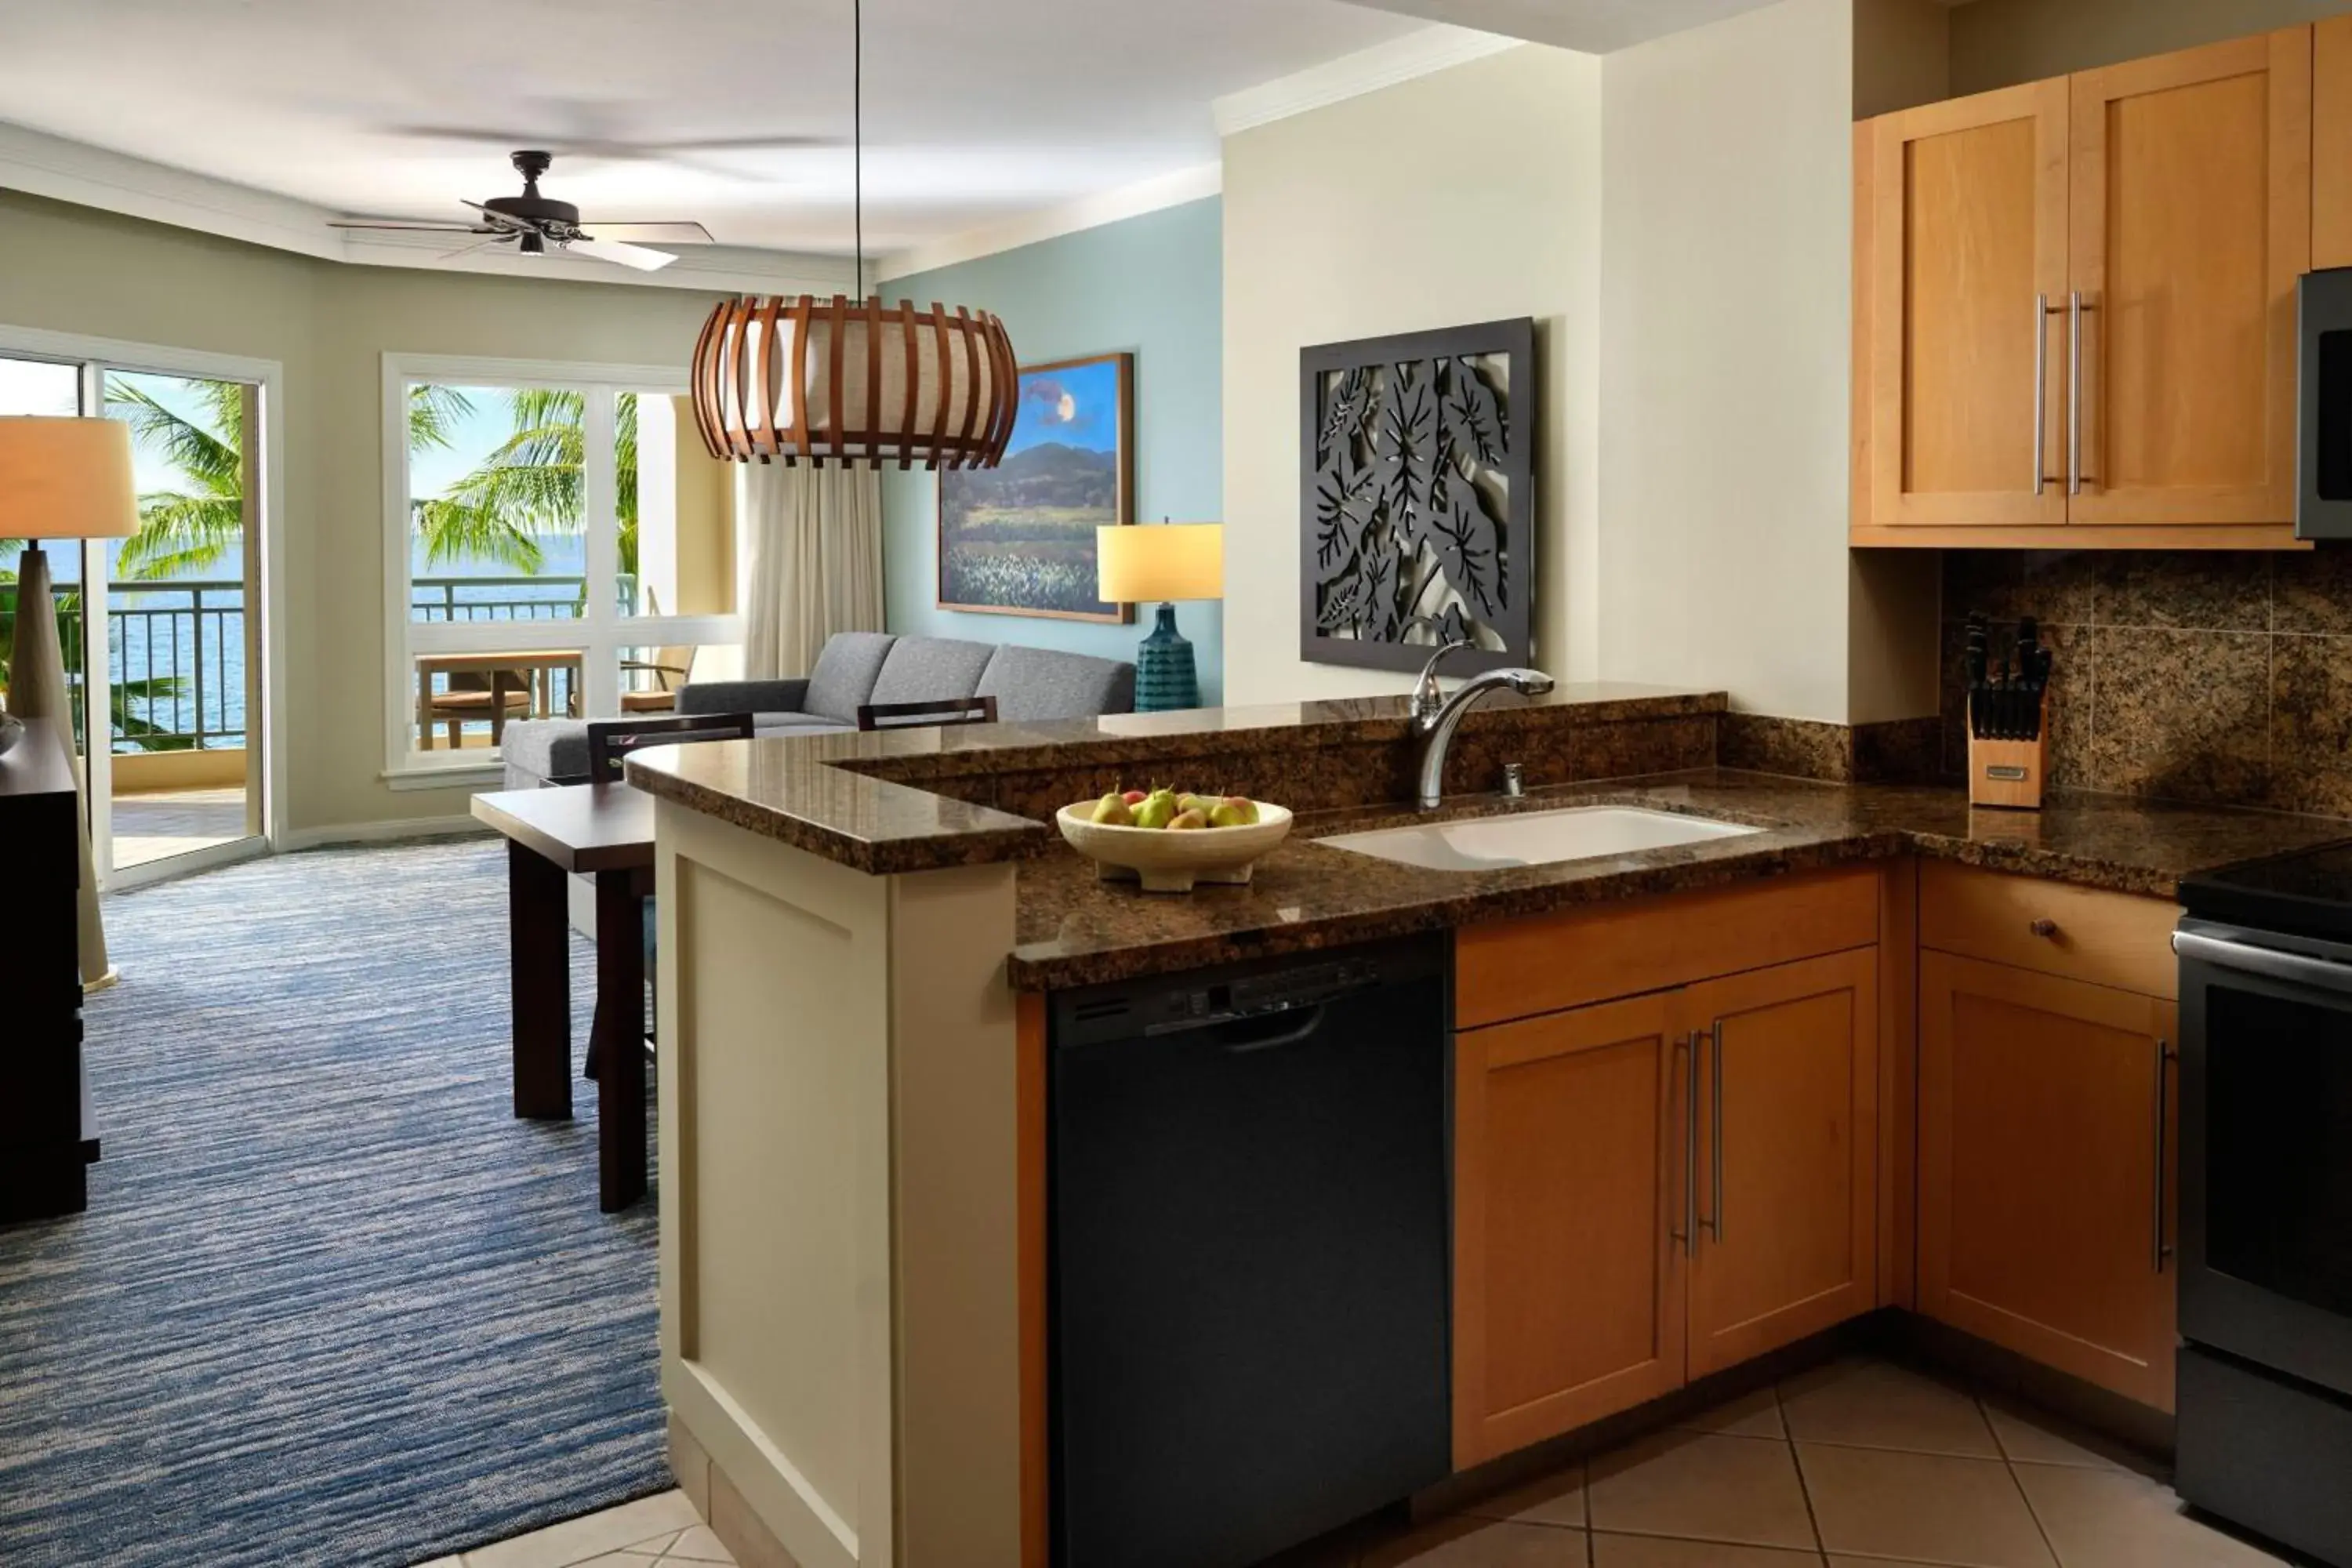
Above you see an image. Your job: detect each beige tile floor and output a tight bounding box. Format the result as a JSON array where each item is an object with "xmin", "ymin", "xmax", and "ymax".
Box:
[
  {"xmin": 409, "ymin": 1490, "xmax": 732, "ymax": 1568},
  {"xmin": 419, "ymin": 1356, "xmax": 2299, "ymax": 1568},
  {"xmin": 1349, "ymin": 1355, "xmax": 2298, "ymax": 1568}
]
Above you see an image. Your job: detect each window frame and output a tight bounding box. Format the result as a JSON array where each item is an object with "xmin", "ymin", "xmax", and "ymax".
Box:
[{"xmin": 380, "ymin": 352, "xmax": 741, "ymax": 784}]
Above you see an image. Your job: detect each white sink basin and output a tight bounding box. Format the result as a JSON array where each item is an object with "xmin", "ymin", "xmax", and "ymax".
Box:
[{"xmin": 1319, "ymin": 805, "xmax": 1762, "ymax": 873}]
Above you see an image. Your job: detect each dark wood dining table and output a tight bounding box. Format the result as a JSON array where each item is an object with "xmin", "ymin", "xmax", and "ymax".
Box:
[{"xmin": 470, "ymin": 782, "xmax": 654, "ymax": 1212}]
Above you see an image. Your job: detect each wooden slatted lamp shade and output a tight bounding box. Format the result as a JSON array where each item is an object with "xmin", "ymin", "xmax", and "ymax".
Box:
[{"xmin": 689, "ymin": 293, "xmax": 1018, "ymax": 469}]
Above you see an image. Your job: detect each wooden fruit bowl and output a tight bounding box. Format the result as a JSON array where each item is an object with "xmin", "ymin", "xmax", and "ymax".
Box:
[{"xmin": 1054, "ymin": 800, "xmax": 1294, "ymax": 893}]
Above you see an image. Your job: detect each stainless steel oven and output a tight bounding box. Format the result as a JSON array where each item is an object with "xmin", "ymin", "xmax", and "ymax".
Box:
[
  {"xmin": 2172, "ymin": 911, "xmax": 2352, "ymax": 1564},
  {"xmin": 2300, "ymin": 267, "xmax": 2352, "ymax": 539}
]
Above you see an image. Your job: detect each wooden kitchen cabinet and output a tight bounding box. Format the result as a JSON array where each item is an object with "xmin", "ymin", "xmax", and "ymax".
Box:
[
  {"xmin": 1918, "ymin": 950, "xmax": 2179, "ymax": 1410},
  {"xmin": 1862, "ymin": 81, "xmax": 2070, "ymax": 531},
  {"xmin": 1453, "ymin": 877, "xmax": 1883, "ymax": 1466},
  {"xmin": 1853, "ymin": 26, "xmax": 2310, "ymax": 546},
  {"xmin": 1452, "ymin": 992, "xmax": 1687, "ymax": 1466},
  {"xmin": 2316, "ymin": 16, "xmax": 2352, "ymax": 267},
  {"xmin": 1685, "ymin": 948, "xmax": 1880, "ymax": 1378},
  {"xmin": 2067, "ymin": 29, "xmax": 2308, "ymax": 529}
]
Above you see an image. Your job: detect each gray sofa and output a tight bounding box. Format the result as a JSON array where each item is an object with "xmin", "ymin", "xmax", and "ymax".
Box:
[{"xmin": 500, "ymin": 631, "xmax": 1135, "ymax": 789}]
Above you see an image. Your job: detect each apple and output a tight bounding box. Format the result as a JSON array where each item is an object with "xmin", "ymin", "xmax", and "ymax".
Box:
[{"xmin": 1121, "ymin": 788, "xmax": 1149, "ymax": 806}]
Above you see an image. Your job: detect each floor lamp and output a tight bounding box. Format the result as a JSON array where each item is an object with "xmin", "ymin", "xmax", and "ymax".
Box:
[{"xmin": 2, "ymin": 417, "xmax": 138, "ymax": 990}]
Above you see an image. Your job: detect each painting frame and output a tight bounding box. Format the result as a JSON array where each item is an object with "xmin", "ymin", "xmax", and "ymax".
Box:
[{"xmin": 935, "ymin": 350, "xmax": 1136, "ymax": 624}]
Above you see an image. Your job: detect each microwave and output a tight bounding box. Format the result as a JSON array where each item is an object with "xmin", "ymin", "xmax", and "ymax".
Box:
[{"xmin": 2301, "ymin": 267, "xmax": 2352, "ymax": 538}]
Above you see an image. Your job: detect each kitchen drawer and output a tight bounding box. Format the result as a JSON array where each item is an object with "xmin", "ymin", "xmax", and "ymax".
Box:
[
  {"xmin": 1457, "ymin": 869, "xmax": 1879, "ymax": 1029},
  {"xmin": 1918, "ymin": 862, "xmax": 2177, "ymax": 1000}
]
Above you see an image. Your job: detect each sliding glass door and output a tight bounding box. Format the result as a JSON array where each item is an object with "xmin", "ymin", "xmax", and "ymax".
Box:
[{"xmin": 1, "ymin": 350, "xmax": 268, "ymax": 886}]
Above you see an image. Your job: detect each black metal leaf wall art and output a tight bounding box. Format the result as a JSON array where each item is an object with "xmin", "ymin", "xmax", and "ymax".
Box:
[{"xmin": 1298, "ymin": 318, "xmax": 1535, "ymax": 673}]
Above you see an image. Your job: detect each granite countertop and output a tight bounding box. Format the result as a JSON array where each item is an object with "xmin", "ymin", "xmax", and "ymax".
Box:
[
  {"xmin": 1007, "ymin": 770, "xmax": 2352, "ymax": 990},
  {"xmin": 622, "ymin": 683, "xmax": 1721, "ymax": 873}
]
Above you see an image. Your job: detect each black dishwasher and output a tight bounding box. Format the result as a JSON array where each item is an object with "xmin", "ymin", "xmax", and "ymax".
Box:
[{"xmin": 1048, "ymin": 935, "xmax": 1451, "ymax": 1568}]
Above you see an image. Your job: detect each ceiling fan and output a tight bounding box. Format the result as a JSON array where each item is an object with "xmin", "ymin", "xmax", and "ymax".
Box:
[{"xmin": 328, "ymin": 151, "xmax": 716, "ymax": 272}]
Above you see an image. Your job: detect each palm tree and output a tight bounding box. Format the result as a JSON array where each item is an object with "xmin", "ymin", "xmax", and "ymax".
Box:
[{"xmin": 416, "ymin": 389, "xmax": 640, "ymax": 581}]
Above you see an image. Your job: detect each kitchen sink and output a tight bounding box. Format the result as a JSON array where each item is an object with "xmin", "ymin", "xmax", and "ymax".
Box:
[{"xmin": 1319, "ymin": 805, "xmax": 1763, "ymax": 873}]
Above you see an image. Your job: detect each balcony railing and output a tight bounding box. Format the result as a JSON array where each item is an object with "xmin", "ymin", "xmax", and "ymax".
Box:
[{"xmin": 4, "ymin": 573, "xmax": 621, "ymax": 754}]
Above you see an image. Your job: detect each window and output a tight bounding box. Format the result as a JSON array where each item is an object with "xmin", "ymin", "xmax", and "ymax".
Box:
[{"xmin": 383, "ymin": 358, "xmax": 742, "ymax": 779}]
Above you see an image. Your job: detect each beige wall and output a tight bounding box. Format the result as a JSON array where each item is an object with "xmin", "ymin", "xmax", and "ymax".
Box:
[
  {"xmin": 0, "ymin": 189, "xmax": 789, "ymax": 833},
  {"xmin": 1598, "ymin": 0, "xmax": 1858, "ymax": 720},
  {"xmin": 1221, "ymin": 44, "xmax": 1605, "ymax": 703},
  {"xmin": 1950, "ymin": 0, "xmax": 2352, "ymax": 94}
]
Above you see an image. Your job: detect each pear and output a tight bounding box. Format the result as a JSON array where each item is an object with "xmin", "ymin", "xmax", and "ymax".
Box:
[
  {"xmin": 1178, "ymin": 793, "xmax": 1217, "ymax": 817},
  {"xmin": 1215, "ymin": 796, "xmax": 1260, "ymax": 826},
  {"xmin": 1090, "ymin": 791, "xmax": 1134, "ymax": 826},
  {"xmin": 1133, "ymin": 791, "xmax": 1179, "ymax": 830},
  {"xmin": 1169, "ymin": 808, "xmax": 1209, "ymax": 830}
]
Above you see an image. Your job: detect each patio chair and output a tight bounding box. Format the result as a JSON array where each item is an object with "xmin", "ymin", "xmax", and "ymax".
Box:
[
  {"xmin": 424, "ymin": 669, "xmax": 532, "ymax": 750},
  {"xmin": 619, "ymin": 644, "xmax": 697, "ymax": 714}
]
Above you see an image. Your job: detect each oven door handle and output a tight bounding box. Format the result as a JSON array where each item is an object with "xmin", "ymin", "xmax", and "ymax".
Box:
[{"xmin": 2174, "ymin": 927, "xmax": 2352, "ymax": 995}]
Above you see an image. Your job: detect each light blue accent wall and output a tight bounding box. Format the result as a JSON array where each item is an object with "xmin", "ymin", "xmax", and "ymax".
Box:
[{"xmin": 880, "ymin": 196, "xmax": 1224, "ymax": 704}]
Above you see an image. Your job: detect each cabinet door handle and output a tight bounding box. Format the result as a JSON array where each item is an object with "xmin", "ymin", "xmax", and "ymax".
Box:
[
  {"xmin": 1700, "ymin": 1020, "xmax": 1725, "ymax": 1242},
  {"xmin": 2067, "ymin": 292, "xmax": 2096, "ymax": 495},
  {"xmin": 2034, "ymin": 292, "xmax": 2054, "ymax": 495},
  {"xmin": 1673, "ymin": 1031, "xmax": 1697, "ymax": 1254},
  {"xmin": 2028, "ymin": 917, "xmax": 2058, "ymax": 938},
  {"xmin": 2152, "ymin": 1037, "xmax": 2175, "ymax": 1274}
]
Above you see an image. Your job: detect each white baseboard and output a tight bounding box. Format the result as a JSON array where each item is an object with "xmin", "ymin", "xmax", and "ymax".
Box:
[{"xmin": 279, "ymin": 814, "xmax": 491, "ymax": 852}]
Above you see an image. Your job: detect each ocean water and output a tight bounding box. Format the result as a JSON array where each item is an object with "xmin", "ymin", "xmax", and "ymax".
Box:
[{"xmin": 24, "ymin": 537, "xmax": 597, "ymax": 753}]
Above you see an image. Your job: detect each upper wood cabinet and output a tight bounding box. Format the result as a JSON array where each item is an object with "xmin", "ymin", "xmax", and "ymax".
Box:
[
  {"xmin": 2316, "ymin": 16, "xmax": 2352, "ymax": 267},
  {"xmin": 1855, "ymin": 27, "xmax": 2313, "ymax": 547},
  {"xmin": 1864, "ymin": 82, "xmax": 2070, "ymax": 530},
  {"xmin": 1686, "ymin": 949, "xmax": 1879, "ymax": 1379}
]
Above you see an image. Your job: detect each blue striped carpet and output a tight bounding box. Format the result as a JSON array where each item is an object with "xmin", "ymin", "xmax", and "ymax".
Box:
[{"xmin": 0, "ymin": 839, "xmax": 668, "ymax": 1568}]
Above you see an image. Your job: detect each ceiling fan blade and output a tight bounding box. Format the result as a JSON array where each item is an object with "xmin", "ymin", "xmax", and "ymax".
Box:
[
  {"xmin": 568, "ymin": 238, "xmax": 677, "ymax": 273},
  {"xmin": 328, "ymin": 220, "xmax": 488, "ymax": 233},
  {"xmin": 583, "ymin": 221, "xmax": 716, "ymax": 245}
]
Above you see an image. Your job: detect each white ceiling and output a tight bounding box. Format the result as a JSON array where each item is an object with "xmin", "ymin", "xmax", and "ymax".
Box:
[
  {"xmin": 1340, "ymin": 0, "xmax": 1789, "ymax": 53},
  {"xmin": 0, "ymin": 0, "xmax": 1427, "ymax": 256}
]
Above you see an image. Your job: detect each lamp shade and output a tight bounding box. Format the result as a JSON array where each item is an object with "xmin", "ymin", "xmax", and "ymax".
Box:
[
  {"xmin": 1098, "ymin": 523, "xmax": 1223, "ymax": 604},
  {"xmin": 0, "ymin": 418, "xmax": 138, "ymax": 539}
]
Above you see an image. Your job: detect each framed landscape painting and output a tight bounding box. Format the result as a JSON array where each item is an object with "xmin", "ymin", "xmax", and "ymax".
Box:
[{"xmin": 938, "ymin": 351, "xmax": 1133, "ymax": 622}]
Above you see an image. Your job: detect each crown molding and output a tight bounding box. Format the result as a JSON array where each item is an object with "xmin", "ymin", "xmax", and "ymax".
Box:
[
  {"xmin": 875, "ymin": 162, "xmax": 1221, "ymax": 283},
  {"xmin": 0, "ymin": 118, "xmax": 853, "ymax": 295},
  {"xmin": 1211, "ymin": 23, "xmax": 1522, "ymax": 136},
  {"xmin": 338, "ymin": 226, "xmax": 855, "ymax": 296},
  {"xmin": 0, "ymin": 120, "xmax": 344, "ymax": 260}
]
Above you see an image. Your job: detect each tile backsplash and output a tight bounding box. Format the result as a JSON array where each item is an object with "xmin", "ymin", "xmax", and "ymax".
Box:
[{"xmin": 1940, "ymin": 550, "xmax": 2352, "ymax": 818}]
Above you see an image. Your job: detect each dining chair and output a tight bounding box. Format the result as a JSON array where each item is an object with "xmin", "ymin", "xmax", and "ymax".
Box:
[
  {"xmin": 580, "ymin": 711, "xmax": 756, "ymax": 1083},
  {"xmin": 855, "ymin": 694, "xmax": 1000, "ymax": 731},
  {"xmin": 583, "ymin": 710, "xmax": 757, "ymax": 783}
]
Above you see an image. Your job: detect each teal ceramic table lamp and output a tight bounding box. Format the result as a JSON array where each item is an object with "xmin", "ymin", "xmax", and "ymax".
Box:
[{"xmin": 1098, "ymin": 522, "xmax": 1222, "ymax": 712}]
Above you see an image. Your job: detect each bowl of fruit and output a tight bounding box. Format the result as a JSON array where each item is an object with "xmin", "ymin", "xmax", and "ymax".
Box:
[{"xmin": 1055, "ymin": 786, "xmax": 1294, "ymax": 893}]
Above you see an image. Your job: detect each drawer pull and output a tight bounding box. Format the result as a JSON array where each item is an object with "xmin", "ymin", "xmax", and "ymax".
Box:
[{"xmin": 2027, "ymin": 918, "xmax": 2059, "ymax": 938}]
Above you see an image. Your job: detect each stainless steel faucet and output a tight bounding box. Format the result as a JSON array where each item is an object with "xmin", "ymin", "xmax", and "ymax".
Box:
[{"xmin": 1409, "ymin": 640, "xmax": 1555, "ymax": 810}]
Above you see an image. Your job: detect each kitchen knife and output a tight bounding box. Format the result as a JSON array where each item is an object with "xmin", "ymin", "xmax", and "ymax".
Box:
[{"xmin": 1966, "ymin": 614, "xmax": 1989, "ymax": 739}]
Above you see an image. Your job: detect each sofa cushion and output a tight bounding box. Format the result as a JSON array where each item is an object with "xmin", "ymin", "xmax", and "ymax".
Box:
[
  {"xmin": 976, "ymin": 644, "xmax": 1137, "ymax": 721},
  {"xmin": 800, "ymin": 632, "xmax": 898, "ymax": 723},
  {"xmin": 869, "ymin": 637, "xmax": 999, "ymax": 708},
  {"xmin": 500, "ymin": 719, "xmax": 590, "ymax": 789}
]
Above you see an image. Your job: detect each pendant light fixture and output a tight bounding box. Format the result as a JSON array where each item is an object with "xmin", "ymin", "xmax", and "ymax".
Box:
[{"xmin": 688, "ymin": 0, "xmax": 1017, "ymax": 468}]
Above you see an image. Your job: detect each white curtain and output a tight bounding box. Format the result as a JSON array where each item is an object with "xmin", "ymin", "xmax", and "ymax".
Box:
[{"xmin": 742, "ymin": 463, "xmax": 885, "ymax": 679}]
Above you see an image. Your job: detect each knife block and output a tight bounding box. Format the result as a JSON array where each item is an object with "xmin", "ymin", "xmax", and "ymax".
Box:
[{"xmin": 1966, "ymin": 693, "xmax": 2049, "ymax": 811}]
